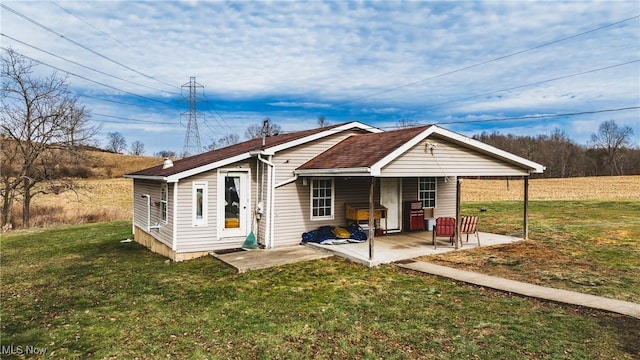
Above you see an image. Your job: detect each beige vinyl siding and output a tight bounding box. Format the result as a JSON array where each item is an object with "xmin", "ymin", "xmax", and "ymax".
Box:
[
  {"xmin": 133, "ymin": 179, "xmax": 173, "ymax": 248},
  {"xmin": 174, "ymin": 160, "xmax": 256, "ymax": 252},
  {"xmin": 401, "ymin": 177, "xmax": 456, "ymax": 220},
  {"xmin": 382, "ymin": 137, "xmax": 529, "ymax": 177},
  {"xmin": 273, "ymin": 130, "xmax": 367, "ymax": 184},
  {"xmin": 273, "ymin": 177, "xmax": 379, "ymax": 247}
]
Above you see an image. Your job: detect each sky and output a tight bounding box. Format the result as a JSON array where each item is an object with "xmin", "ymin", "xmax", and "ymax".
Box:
[{"xmin": 2, "ymin": 0, "xmax": 639, "ymax": 156}]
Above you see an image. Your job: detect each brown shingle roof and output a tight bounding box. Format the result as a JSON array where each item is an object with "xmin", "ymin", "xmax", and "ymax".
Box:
[
  {"xmin": 297, "ymin": 125, "xmax": 432, "ymax": 170},
  {"xmin": 126, "ymin": 123, "xmax": 352, "ymax": 177}
]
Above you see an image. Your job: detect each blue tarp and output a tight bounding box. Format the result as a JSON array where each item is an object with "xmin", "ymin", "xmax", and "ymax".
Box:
[{"xmin": 301, "ymin": 223, "xmax": 368, "ymax": 245}]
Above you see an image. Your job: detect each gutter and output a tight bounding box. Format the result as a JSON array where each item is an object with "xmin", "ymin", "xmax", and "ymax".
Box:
[{"xmin": 294, "ymin": 167, "xmax": 372, "ymax": 177}]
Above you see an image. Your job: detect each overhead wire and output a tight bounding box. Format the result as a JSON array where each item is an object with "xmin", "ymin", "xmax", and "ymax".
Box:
[
  {"xmin": 1, "ymin": 47, "xmax": 176, "ymax": 107},
  {"xmin": 1, "ymin": 33, "xmax": 178, "ymax": 96},
  {"xmin": 0, "ymin": 3, "xmax": 178, "ymax": 91},
  {"xmin": 433, "ymin": 106, "xmax": 640, "ymax": 125},
  {"xmin": 413, "ymin": 59, "xmax": 640, "ymax": 111},
  {"xmin": 332, "ymin": 14, "xmax": 640, "ymax": 107},
  {"xmin": 48, "ymin": 0, "xmax": 145, "ymax": 56}
]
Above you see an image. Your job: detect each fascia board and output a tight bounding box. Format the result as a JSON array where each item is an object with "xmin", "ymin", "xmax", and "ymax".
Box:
[
  {"xmin": 294, "ymin": 167, "xmax": 372, "ymax": 177},
  {"xmin": 123, "ymin": 174, "xmax": 168, "ymax": 182},
  {"xmin": 165, "ymin": 153, "xmax": 253, "ymax": 182}
]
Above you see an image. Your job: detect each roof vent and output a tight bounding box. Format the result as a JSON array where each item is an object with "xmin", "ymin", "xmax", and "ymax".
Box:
[{"xmin": 162, "ymin": 158, "xmax": 174, "ymax": 169}]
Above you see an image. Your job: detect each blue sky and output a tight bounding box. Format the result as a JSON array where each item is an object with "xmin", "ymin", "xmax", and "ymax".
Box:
[{"xmin": 2, "ymin": 0, "xmax": 639, "ymax": 156}]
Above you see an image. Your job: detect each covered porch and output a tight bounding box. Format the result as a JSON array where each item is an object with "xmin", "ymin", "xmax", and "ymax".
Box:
[{"xmin": 306, "ymin": 230, "xmax": 523, "ymax": 267}]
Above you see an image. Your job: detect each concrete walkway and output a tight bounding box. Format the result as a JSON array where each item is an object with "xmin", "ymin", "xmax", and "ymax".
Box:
[{"xmin": 397, "ymin": 260, "xmax": 640, "ymax": 319}]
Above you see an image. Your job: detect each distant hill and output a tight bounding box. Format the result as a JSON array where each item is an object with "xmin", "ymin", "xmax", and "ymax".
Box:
[{"xmin": 88, "ymin": 150, "xmax": 164, "ymax": 178}]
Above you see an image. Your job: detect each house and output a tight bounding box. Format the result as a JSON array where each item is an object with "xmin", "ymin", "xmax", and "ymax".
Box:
[{"xmin": 124, "ymin": 122, "xmax": 544, "ymax": 261}]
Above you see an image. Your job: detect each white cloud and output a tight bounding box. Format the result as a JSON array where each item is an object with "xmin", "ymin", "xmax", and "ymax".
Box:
[{"xmin": 2, "ymin": 0, "xmax": 638, "ymax": 154}]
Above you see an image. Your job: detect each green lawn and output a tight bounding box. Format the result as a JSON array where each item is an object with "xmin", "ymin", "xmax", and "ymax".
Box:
[
  {"xmin": 1, "ymin": 220, "xmax": 639, "ymax": 358},
  {"xmin": 423, "ymin": 201, "xmax": 640, "ymax": 302}
]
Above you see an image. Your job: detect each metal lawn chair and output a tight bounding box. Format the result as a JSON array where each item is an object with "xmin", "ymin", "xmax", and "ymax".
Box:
[
  {"xmin": 459, "ymin": 215, "xmax": 480, "ymax": 246},
  {"xmin": 432, "ymin": 217, "xmax": 456, "ymax": 249}
]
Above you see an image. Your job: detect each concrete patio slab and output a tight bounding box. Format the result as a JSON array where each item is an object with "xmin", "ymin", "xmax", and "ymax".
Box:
[
  {"xmin": 210, "ymin": 246, "xmax": 334, "ymax": 273},
  {"xmin": 306, "ymin": 231, "xmax": 522, "ymax": 266}
]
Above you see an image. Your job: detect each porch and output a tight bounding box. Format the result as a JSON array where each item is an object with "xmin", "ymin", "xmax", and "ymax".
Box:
[{"xmin": 306, "ymin": 231, "xmax": 523, "ymax": 267}]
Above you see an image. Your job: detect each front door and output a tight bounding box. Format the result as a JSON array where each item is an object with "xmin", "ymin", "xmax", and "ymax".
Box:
[
  {"xmin": 380, "ymin": 178, "xmax": 401, "ymax": 232},
  {"xmin": 219, "ymin": 171, "xmax": 249, "ymax": 238}
]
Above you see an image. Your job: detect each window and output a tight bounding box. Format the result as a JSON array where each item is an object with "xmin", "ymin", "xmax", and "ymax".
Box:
[
  {"xmin": 311, "ymin": 178, "xmax": 334, "ymax": 220},
  {"xmin": 418, "ymin": 177, "xmax": 436, "ymax": 208},
  {"xmin": 160, "ymin": 183, "xmax": 168, "ymax": 223},
  {"xmin": 193, "ymin": 182, "xmax": 208, "ymax": 226}
]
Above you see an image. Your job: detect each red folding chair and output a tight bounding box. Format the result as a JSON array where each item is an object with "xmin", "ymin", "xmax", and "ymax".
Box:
[{"xmin": 432, "ymin": 217, "xmax": 456, "ymax": 249}]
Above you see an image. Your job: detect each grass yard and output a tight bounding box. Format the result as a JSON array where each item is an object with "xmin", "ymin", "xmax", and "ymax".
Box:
[
  {"xmin": 1, "ymin": 221, "xmax": 639, "ymax": 359},
  {"xmin": 422, "ymin": 187, "xmax": 640, "ymax": 303}
]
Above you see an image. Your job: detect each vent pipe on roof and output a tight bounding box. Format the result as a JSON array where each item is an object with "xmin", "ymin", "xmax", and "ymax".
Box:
[{"xmin": 162, "ymin": 158, "xmax": 174, "ymax": 169}]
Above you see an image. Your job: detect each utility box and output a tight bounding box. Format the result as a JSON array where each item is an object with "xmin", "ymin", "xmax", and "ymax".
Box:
[{"xmin": 404, "ymin": 201, "xmax": 425, "ymax": 231}]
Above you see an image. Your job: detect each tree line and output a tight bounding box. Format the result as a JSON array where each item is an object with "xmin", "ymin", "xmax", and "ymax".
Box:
[{"xmin": 472, "ymin": 122, "xmax": 638, "ymax": 178}]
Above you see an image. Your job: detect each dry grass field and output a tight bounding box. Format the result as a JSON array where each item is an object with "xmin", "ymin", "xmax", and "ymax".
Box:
[
  {"xmin": 462, "ymin": 175, "xmax": 640, "ymax": 202},
  {"xmin": 89, "ymin": 151, "xmax": 163, "ymax": 178}
]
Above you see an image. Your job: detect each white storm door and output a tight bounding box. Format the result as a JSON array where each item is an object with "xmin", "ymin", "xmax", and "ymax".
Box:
[
  {"xmin": 219, "ymin": 171, "xmax": 249, "ymax": 238},
  {"xmin": 380, "ymin": 178, "xmax": 401, "ymax": 232}
]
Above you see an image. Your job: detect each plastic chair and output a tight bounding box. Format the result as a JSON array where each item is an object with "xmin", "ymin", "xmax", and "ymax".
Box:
[
  {"xmin": 432, "ymin": 217, "xmax": 456, "ymax": 249},
  {"xmin": 460, "ymin": 215, "xmax": 480, "ymax": 246}
]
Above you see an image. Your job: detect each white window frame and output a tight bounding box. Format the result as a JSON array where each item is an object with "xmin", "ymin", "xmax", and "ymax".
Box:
[
  {"xmin": 310, "ymin": 178, "xmax": 334, "ymax": 220},
  {"xmin": 418, "ymin": 177, "xmax": 436, "ymax": 208},
  {"xmin": 192, "ymin": 181, "xmax": 208, "ymax": 226},
  {"xmin": 160, "ymin": 183, "xmax": 168, "ymax": 223}
]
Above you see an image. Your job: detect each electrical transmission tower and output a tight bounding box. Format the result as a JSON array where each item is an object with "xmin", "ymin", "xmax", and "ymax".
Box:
[{"xmin": 180, "ymin": 77, "xmax": 206, "ymax": 157}]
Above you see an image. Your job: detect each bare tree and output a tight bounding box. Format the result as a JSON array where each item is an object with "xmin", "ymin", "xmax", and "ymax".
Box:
[
  {"xmin": 130, "ymin": 140, "xmax": 145, "ymax": 155},
  {"xmin": 106, "ymin": 131, "xmax": 127, "ymax": 153},
  {"xmin": 245, "ymin": 118, "xmax": 282, "ymax": 139},
  {"xmin": 590, "ymin": 120, "xmax": 634, "ymax": 176},
  {"xmin": 318, "ymin": 116, "xmax": 328, "ymax": 128},
  {"xmin": 396, "ymin": 118, "xmax": 419, "ymax": 128},
  {"xmin": 217, "ymin": 133, "xmax": 240, "ymax": 148},
  {"xmin": 1, "ymin": 48, "xmax": 98, "ymax": 228},
  {"xmin": 155, "ymin": 150, "xmax": 176, "ymax": 158}
]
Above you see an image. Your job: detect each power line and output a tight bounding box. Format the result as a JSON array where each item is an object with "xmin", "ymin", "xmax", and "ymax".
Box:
[
  {"xmin": 1, "ymin": 33, "xmax": 178, "ymax": 96},
  {"xmin": 434, "ymin": 106, "xmax": 640, "ymax": 126},
  {"xmin": 93, "ymin": 113, "xmax": 183, "ymax": 126},
  {"xmin": 48, "ymin": 0, "xmax": 145, "ymax": 56},
  {"xmin": 0, "ymin": 3, "xmax": 177, "ymax": 90},
  {"xmin": 333, "ymin": 14, "xmax": 640, "ymax": 107},
  {"xmin": 79, "ymin": 93, "xmax": 176, "ymax": 110},
  {"xmin": 2, "ymin": 47, "xmax": 176, "ymax": 107},
  {"xmin": 415, "ymin": 59, "xmax": 640, "ymax": 111}
]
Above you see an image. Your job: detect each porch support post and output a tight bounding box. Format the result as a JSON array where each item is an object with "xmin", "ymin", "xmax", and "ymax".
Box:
[
  {"xmin": 455, "ymin": 176, "xmax": 461, "ymax": 250},
  {"xmin": 369, "ymin": 176, "xmax": 375, "ymax": 261},
  {"xmin": 524, "ymin": 175, "xmax": 529, "ymax": 240}
]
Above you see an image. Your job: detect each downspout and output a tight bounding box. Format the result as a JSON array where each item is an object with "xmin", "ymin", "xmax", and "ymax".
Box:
[
  {"xmin": 257, "ymin": 154, "xmax": 275, "ymax": 249},
  {"xmin": 141, "ymin": 194, "xmax": 151, "ymax": 232},
  {"xmin": 141, "ymin": 194, "xmax": 161, "ymax": 232},
  {"xmin": 172, "ymin": 181, "xmax": 179, "ymax": 251}
]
